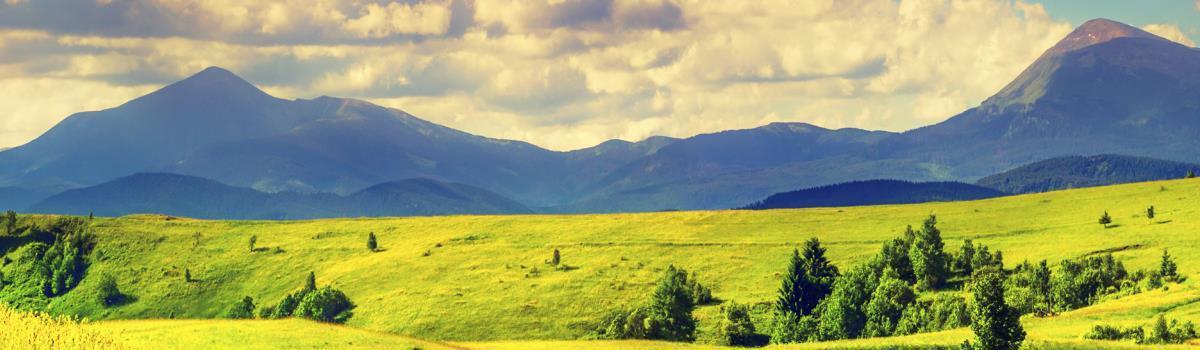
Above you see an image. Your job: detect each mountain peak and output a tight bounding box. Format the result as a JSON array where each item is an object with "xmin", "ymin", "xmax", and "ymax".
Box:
[
  {"xmin": 143, "ymin": 66, "xmax": 272, "ymax": 103},
  {"xmin": 1045, "ymin": 18, "xmax": 1159, "ymax": 56}
]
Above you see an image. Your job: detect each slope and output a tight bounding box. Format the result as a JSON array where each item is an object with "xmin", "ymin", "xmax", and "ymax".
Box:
[
  {"xmin": 17, "ymin": 177, "xmax": 1200, "ymax": 344},
  {"xmin": 977, "ymin": 154, "xmax": 1200, "ymax": 194},
  {"xmin": 742, "ymin": 179, "xmax": 1006, "ymax": 210}
]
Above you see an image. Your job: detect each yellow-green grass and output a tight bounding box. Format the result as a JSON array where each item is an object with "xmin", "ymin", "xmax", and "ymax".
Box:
[
  {"xmin": 0, "ymin": 304, "xmax": 126, "ymax": 350},
  {"xmin": 84, "ymin": 318, "xmax": 461, "ymax": 350},
  {"xmin": 31, "ymin": 178, "xmax": 1200, "ymax": 347}
]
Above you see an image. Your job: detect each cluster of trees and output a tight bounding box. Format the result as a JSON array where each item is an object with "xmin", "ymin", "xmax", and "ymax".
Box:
[
  {"xmin": 228, "ymin": 272, "xmax": 356, "ymax": 323},
  {"xmin": 1086, "ymin": 315, "xmax": 1198, "ymax": 344},
  {"xmin": 0, "ymin": 216, "xmax": 98, "ymax": 308},
  {"xmin": 592, "ymin": 265, "xmax": 715, "ymax": 342}
]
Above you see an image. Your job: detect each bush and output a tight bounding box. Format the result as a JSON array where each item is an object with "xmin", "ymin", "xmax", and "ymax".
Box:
[
  {"xmin": 1084, "ymin": 324, "xmax": 1144, "ymax": 342},
  {"xmin": 1099, "ymin": 211, "xmax": 1112, "ymax": 226},
  {"xmin": 713, "ymin": 302, "xmax": 768, "ymax": 347},
  {"xmin": 96, "ymin": 275, "xmax": 124, "ymax": 307},
  {"xmin": 295, "ymin": 287, "xmax": 355, "ymax": 323},
  {"xmin": 366, "ymin": 232, "xmax": 377, "ymax": 252},
  {"xmin": 593, "ymin": 265, "xmax": 709, "ymax": 341},
  {"xmin": 969, "ymin": 267, "xmax": 1025, "ymax": 350},
  {"xmin": 224, "ymin": 296, "xmax": 256, "ymax": 319}
]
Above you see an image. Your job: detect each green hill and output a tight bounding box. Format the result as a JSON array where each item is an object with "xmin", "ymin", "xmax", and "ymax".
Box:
[{"xmin": 7, "ymin": 178, "xmax": 1200, "ymax": 348}]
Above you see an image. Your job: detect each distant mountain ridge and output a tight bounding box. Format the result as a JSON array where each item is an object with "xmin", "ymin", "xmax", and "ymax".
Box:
[
  {"xmin": 4, "ymin": 18, "xmax": 1200, "ymax": 214},
  {"xmin": 976, "ymin": 154, "xmax": 1200, "ymax": 194},
  {"xmin": 28, "ymin": 173, "xmax": 531, "ymax": 219},
  {"xmin": 741, "ymin": 180, "xmax": 1005, "ymax": 210}
]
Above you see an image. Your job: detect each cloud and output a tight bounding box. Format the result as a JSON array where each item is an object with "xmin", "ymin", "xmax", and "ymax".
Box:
[
  {"xmin": 0, "ymin": 0, "xmax": 1075, "ymax": 151},
  {"xmin": 1142, "ymin": 23, "xmax": 1196, "ymax": 47}
]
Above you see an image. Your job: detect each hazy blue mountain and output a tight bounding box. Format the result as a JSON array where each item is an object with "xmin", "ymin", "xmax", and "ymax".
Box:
[
  {"xmin": 0, "ymin": 186, "xmax": 48, "ymax": 212},
  {"xmin": 28, "ymin": 173, "xmax": 531, "ymax": 219},
  {"xmin": 976, "ymin": 154, "xmax": 1199, "ymax": 194},
  {"xmin": 741, "ymin": 179, "xmax": 1006, "ymax": 210}
]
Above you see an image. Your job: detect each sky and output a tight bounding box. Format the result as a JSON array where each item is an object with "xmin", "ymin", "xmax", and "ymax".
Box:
[{"xmin": 0, "ymin": 1, "xmax": 1197, "ymax": 151}]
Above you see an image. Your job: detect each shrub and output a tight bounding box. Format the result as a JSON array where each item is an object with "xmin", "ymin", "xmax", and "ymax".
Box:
[
  {"xmin": 593, "ymin": 265, "xmax": 709, "ymax": 341},
  {"xmin": 224, "ymin": 296, "xmax": 256, "ymax": 319},
  {"xmin": 862, "ymin": 269, "xmax": 915, "ymax": 337},
  {"xmin": 295, "ymin": 287, "xmax": 355, "ymax": 323},
  {"xmin": 1099, "ymin": 211, "xmax": 1112, "ymax": 226},
  {"xmin": 96, "ymin": 275, "xmax": 124, "ymax": 307},
  {"xmin": 1146, "ymin": 206, "xmax": 1155, "ymax": 219},
  {"xmin": 367, "ymin": 232, "xmax": 377, "ymax": 252},
  {"xmin": 248, "ymin": 235, "xmax": 257, "ymax": 252},
  {"xmin": 551, "ymin": 249, "xmax": 561, "ymax": 266},
  {"xmin": 713, "ymin": 302, "xmax": 768, "ymax": 347},
  {"xmin": 1084, "ymin": 324, "xmax": 1144, "ymax": 342}
]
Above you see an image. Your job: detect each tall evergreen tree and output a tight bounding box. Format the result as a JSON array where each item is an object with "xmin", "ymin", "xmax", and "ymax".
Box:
[
  {"xmin": 3, "ymin": 210, "xmax": 15, "ymax": 235},
  {"xmin": 1032, "ymin": 260, "xmax": 1053, "ymax": 316},
  {"xmin": 367, "ymin": 232, "xmax": 378, "ymax": 251},
  {"xmin": 303, "ymin": 271, "xmax": 317, "ymax": 294},
  {"xmin": 1160, "ymin": 249, "xmax": 1178, "ymax": 281},
  {"xmin": 956, "ymin": 239, "xmax": 976, "ymax": 277},
  {"xmin": 800, "ymin": 238, "xmax": 839, "ymax": 299},
  {"xmin": 909, "ymin": 215, "xmax": 948, "ymax": 290},
  {"xmin": 970, "ymin": 267, "xmax": 1025, "ymax": 350}
]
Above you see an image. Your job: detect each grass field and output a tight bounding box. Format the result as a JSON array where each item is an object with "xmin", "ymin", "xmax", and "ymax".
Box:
[{"xmin": 19, "ymin": 178, "xmax": 1200, "ymax": 348}]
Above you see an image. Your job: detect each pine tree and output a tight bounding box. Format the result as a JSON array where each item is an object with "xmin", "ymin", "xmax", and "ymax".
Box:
[
  {"xmin": 1147, "ymin": 206, "xmax": 1156, "ymax": 220},
  {"xmin": 800, "ymin": 238, "xmax": 839, "ymax": 299},
  {"xmin": 185, "ymin": 268, "xmax": 192, "ymax": 282},
  {"xmin": 367, "ymin": 232, "xmax": 378, "ymax": 252},
  {"xmin": 1187, "ymin": 170, "xmax": 1196, "ymax": 179},
  {"xmin": 1031, "ymin": 260, "xmax": 1053, "ymax": 316},
  {"xmin": 909, "ymin": 215, "xmax": 948, "ymax": 290},
  {"xmin": 773, "ymin": 249, "xmax": 815, "ymax": 343},
  {"xmin": 303, "ymin": 271, "xmax": 317, "ymax": 294},
  {"xmin": 1160, "ymin": 249, "xmax": 1178, "ymax": 281},
  {"xmin": 1099, "ymin": 211, "xmax": 1112, "ymax": 226},
  {"xmin": 249, "ymin": 235, "xmax": 258, "ymax": 252},
  {"xmin": 3, "ymin": 210, "xmax": 15, "ymax": 235},
  {"xmin": 969, "ymin": 267, "xmax": 1025, "ymax": 350},
  {"xmin": 551, "ymin": 249, "xmax": 561, "ymax": 266},
  {"xmin": 956, "ymin": 239, "xmax": 976, "ymax": 277}
]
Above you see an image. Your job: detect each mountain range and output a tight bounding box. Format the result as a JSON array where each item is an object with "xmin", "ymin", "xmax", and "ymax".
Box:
[
  {"xmin": 741, "ymin": 180, "xmax": 1005, "ymax": 210},
  {"xmin": 976, "ymin": 154, "xmax": 1200, "ymax": 194},
  {"xmin": 2, "ymin": 18, "xmax": 1199, "ymax": 216}
]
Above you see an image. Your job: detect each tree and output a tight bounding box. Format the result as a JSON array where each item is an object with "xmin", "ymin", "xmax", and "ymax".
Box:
[
  {"xmin": 645, "ymin": 265, "xmax": 697, "ymax": 341},
  {"xmin": 97, "ymin": 274, "xmax": 124, "ymax": 307},
  {"xmin": 225, "ymin": 296, "xmax": 256, "ymax": 319},
  {"xmin": 270, "ymin": 293, "xmax": 299, "ymax": 318},
  {"xmin": 715, "ymin": 302, "xmax": 766, "ymax": 346},
  {"xmin": 1099, "ymin": 211, "xmax": 1112, "ymax": 226},
  {"xmin": 366, "ymin": 232, "xmax": 378, "ymax": 252},
  {"xmin": 877, "ymin": 238, "xmax": 915, "ymax": 284},
  {"xmin": 1152, "ymin": 314, "xmax": 1171, "ymax": 344},
  {"xmin": 969, "ymin": 267, "xmax": 1025, "ymax": 350},
  {"xmin": 800, "ymin": 238, "xmax": 840, "ymax": 293},
  {"xmin": 863, "ymin": 269, "xmax": 915, "ymax": 337},
  {"xmin": 1031, "ymin": 260, "xmax": 1053, "ymax": 316},
  {"xmin": 955, "ymin": 239, "xmax": 976, "ymax": 277},
  {"xmin": 551, "ymin": 249, "xmax": 561, "ymax": 266},
  {"xmin": 1147, "ymin": 206, "xmax": 1156, "ymax": 220},
  {"xmin": 296, "ymin": 287, "xmax": 355, "ymax": 323},
  {"xmin": 184, "ymin": 268, "xmax": 192, "ymax": 282},
  {"xmin": 249, "ymin": 235, "xmax": 258, "ymax": 252},
  {"xmin": 303, "ymin": 271, "xmax": 317, "ymax": 294},
  {"xmin": 815, "ymin": 264, "xmax": 877, "ymax": 341},
  {"xmin": 909, "ymin": 215, "xmax": 949, "ymax": 290},
  {"xmin": 1160, "ymin": 249, "xmax": 1178, "ymax": 281},
  {"xmin": 1188, "ymin": 170, "xmax": 1196, "ymax": 178}
]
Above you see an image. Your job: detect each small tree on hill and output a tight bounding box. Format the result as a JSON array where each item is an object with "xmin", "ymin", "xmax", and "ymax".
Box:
[
  {"xmin": 1146, "ymin": 206, "xmax": 1155, "ymax": 220},
  {"xmin": 646, "ymin": 265, "xmax": 697, "ymax": 341},
  {"xmin": 366, "ymin": 232, "xmax": 378, "ymax": 252},
  {"xmin": 249, "ymin": 235, "xmax": 257, "ymax": 252},
  {"xmin": 1187, "ymin": 170, "xmax": 1196, "ymax": 179},
  {"xmin": 184, "ymin": 268, "xmax": 192, "ymax": 282},
  {"xmin": 296, "ymin": 287, "xmax": 355, "ymax": 323},
  {"xmin": 551, "ymin": 249, "xmax": 561, "ymax": 266},
  {"xmin": 303, "ymin": 271, "xmax": 317, "ymax": 294},
  {"xmin": 910, "ymin": 215, "xmax": 949, "ymax": 290},
  {"xmin": 97, "ymin": 274, "xmax": 124, "ymax": 307},
  {"xmin": 970, "ymin": 267, "xmax": 1025, "ymax": 350},
  {"xmin": 3, "ymin": 210, "xmax": 16, "ymax": 235},
  {"xmin": 1161, "ymin": 249, "xmax": 1178, "ymax": 282},
  {"xmin": 1099, "ymin": 211, "xmax": 1112, "ymax": 226},
  {"xmin": 225, "ymin": 296, "xmax": 256, "ymax": 319}
]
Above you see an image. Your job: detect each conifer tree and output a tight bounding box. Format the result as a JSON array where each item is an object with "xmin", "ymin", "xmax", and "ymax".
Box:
[
  {"xmin": 1161, "ymin": 249, "xmax": 1178, "ymax": 281},
  {"xmin": 909, "ymin": 215, "xmax": 948, "ymax": 290},
  {"xmin": 1099, "ymin": 211, "xmax": 1112, "ymax": 226},
  {"xmin": 551, "ymin": 249, "xmax": 561, "ymax": 266},
  {"xmin": 367, "ymin": 232, "xmax": 378, "ymax": 252},
  {"xmin": 970, "ymin": 267, "xmax": 1025, "ymax": 350},
  {"xmin": 249, "ymin": 235, "xmax": 258, "ymax": 252}
]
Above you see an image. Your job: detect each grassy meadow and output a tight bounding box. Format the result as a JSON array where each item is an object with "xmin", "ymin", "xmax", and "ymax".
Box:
[{"xmin": 15, "ymin": 178, "xmax": 1200, "ymax": 348}]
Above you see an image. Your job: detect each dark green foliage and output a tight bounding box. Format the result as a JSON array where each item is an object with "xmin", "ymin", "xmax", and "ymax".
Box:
[
  {"xmin": 815, "ymin": 263, "xmax": 878, "ymax": 340},
  {"xmin": 96, "ymin": 274, "xmax": 124, "ymax": 307},
  {"xmin": 742, "ymin": 180, "xmax": 1004, "ymax": 210},
  {"xmin": 1004, "ymin": 260, "xmax": 1053, "ymax": 316},
  {"xmin": 976, "ymin": 155, "xmax": 1200, "ymax": 194},
  {"xmin": 1146, "ymin": 206, "xmax": 1155, "ymax": 219},
  {"xmin": 877, "ymin": 238, "xmax": 915, "ymax": 284},
  {"xmin": 687, "ymin": 271, "xmax": 714, "ymax": 305},
  {"xmin": 367, "ymin": 232, "xmax": 378, "ymax": 251},
  {"xmin": 594, "ymin": 266, "xmax": 710, "ymax": 341},
  {"xmin": 1160, "ymin": 249, "xmax": 1178, "ymax": 282},
  {"xmin": 894, "ymin": 294, "xmax": 970, "ymax": 335},
  {"xmin": 773, "ymin": 239, "xmax": 839, "ymax": 343},
  {"xmin": 303, "ymin": 271, "xmax": 317, "ymax": 293},
  {"xmin": 0, "ymin": 217, "xmax": 95, "ymax": 305},
  {"xmin": 224, "ymin": 296, "xmax": 256, "ymax": 319},
  {"xmin": 1142, "ymin": 316, "xmax": 1200, "ymax": 342},
  {"xmin": 969, "ymin": 267, "xmax": 1025, "ymax": 350},
  {"xmin": 296, "ymin": 287, "xmax": 355, "ymax": 323},
  {"xmin": 551, "ymin": 249, "xmax": 561, "ymax": 266},
  {"xmin": 184, "ymin": 268, "xmax": 192, "ymax": 282},
  {"xmin": 954, "ymin": 240, "xmax": 975, "ymax": 277},
  {"xmin": 1051, "ymin": 254, "xmax": 1128, "ymax": 311},
  {"xmin": 714, "ymin": 302, "xmax": 768, "ymax": 347},
  {"xmin": 270, "ymin": 293, "xmax": 298, "ymax": 318},
  {"xmin": 1084, "ymin": 324, "xmax": 1144, "ymax": 342},
  {"xmin": 1099, "ymin": 211, "xmax": 1112, "ymax": 226},
  {"xmin": 248, "ymin": 235, "xmax": 257, "ymax": 252},
  {"xmin": 862, "ymin": 270, "xmax": 915, "ymax": 337},
  {"xmin": 1188, "ymin": 170, "xmax": 1196, "ymax": 178},
  {"xmin": 909, "ymin": 215, "xmax": 949, "ymax": 290}
]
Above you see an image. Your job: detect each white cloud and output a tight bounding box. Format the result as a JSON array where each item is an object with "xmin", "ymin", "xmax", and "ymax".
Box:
[
  {"xmin": 0, "ymin": 78, "xmax": 155, "ymax": 147},
  {"xmin": 0, "ymin": 0, "xmax": 1076, "ymax": 151},
  {"xmin": 1142, "ymin": 23, "xmax": 1196, "ymax": 47}
]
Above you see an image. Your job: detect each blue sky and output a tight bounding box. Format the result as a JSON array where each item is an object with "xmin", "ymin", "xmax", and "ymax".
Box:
[{"xmin": 1032, "ymin": 0, "xmax": 1199, "ymax": 42}]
